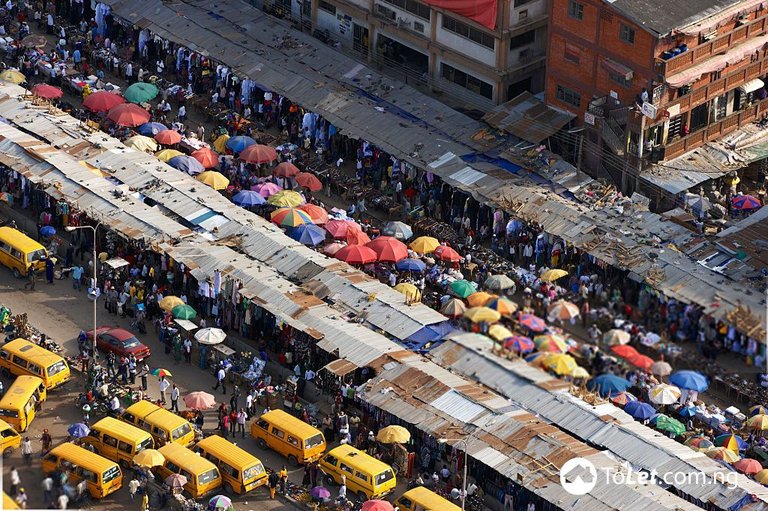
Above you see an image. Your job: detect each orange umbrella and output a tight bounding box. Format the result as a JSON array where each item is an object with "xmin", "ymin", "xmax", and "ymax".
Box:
[
  {"xmin": 155, "ymin": 129, "xmax": 182, "ymax": 145},
  {"xmin": 298, "ymin": 204, "xmax": 328, "ymax": 224},
  {"xmin": 347, "ymin": 229, "xmax": 371, "ymax": 245},
  {"xmin": 295, "ymin": 172, "xmax": 323, "ymax": 191},
  {"xmin": 467, "ymin": 291, "xmax": 496, "ymax": 307},
  {"xmin": 273, "ymin": 161, "xmax": 300, "ymax": 177},
  {"xmin": 435, "ymin": 245, "xmax": 461, "ymax": 263},
  {"xmin": 108, "ymin": 103, "xmax": 150, "ymax": 127},
  {"xmin": 240, "ymin": 144, "xmax": 277, "ymax": 164},
  {"xmin": 611, "ymin": 345, "xmax": 639, "ymax": 359},
  {"xmin": 627, "ymin": 353, "xmax": 654, "ymax": 371},
  {"xmin": 191, "ymin": 147, "xmax": 219, "ymax": 169},
  {"xmin": 335, "ymin": 245, "xmax": 377, "ymax": 265},
  {"xmin": 366, "ymin": 236, "xmax": 408, "ymax": 262}
]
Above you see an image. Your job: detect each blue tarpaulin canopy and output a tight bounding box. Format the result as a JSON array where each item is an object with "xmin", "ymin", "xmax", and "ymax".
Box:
[{"xmin": 402, "ymin": 322, "xmax": 457, "ymax": 352}]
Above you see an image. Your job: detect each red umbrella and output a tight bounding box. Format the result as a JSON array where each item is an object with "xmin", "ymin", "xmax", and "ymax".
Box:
[
  {"xmin": 335, "ymin": 245, "xmax": 377, "ymax": 265},
  {"xmin": 627, "ymin": 353, "xmax": 654, "ymax": 371},
  {"xmin": 435, "ymin": 245, "xmax": 461, "ymax": 263},
  {"xmin": 240, "ymin": 144, "xmax": 277, "ymax": 164},
  {"xmin": 326, "ymin": 219, "xmax": 361, "ymax": 239},
  {"xmin": 31, "ymin": 83, "xmax": 63, "ymax": 99},
  {"xmin": 346, "ymin": 229, "xmax": 371, "ymax": 246},
  {"xmin": 323, "ymin": 242, "xmax": 346, "ymax": 255},
  {"xmin": 191, "ymin": 147, "xmax": 219, "ymax": 169},
  {"xmin": 734, "ymin": 458, "xmax": 762, "ymax": 474},
  {"xmin": 82, "ymin": 91, "xmax": 125, "ymax": 113},
  {"xmin": 366, "ymin": 236, "xmax": 408, "ymax": 262},
  {"xmin": 361, "ymin": 501, "xmax": 394, "ymax": 511},
  {"xmin": 155, "ymin": 129, "xmax": 182, "ymax": 145},
  {"xmin": 296, "ymin": 172, "xmax": 322, "ymax": 191},
  {"xmin": 299, "ymin": 204, "xmax": 328, "ymax": 224},
  {"xmin": 272, "ymin": 161, "xmax": 300, "ymax": 177},
  {"xmin": 107, "ymin": 103, "xmax": 150, "ymax": 127},
  {"xmin": 611, "ymin": 345, "xmax": 639, "ymax": 359}
]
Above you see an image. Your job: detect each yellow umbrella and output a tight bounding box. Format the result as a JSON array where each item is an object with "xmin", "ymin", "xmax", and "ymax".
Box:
[
  {"xmin": 540, "ymin": 268, "xmax": 569, "ymax": 282},
  {"xmin": 748, "ymin": 414, "xmax": 768, "ymax": 430},
  {"xmin": 0, "ymin": 69, "xmax": 25, "ymax": 84},
  {"xmin": 487, "ymin": 296, "xmax": 518, "ymax": 317},
  {"xmin": 540, "ymin": 353, "xmax": 578, "ymax": 376},
  {"xmin": 463, "ymin": 307, "xmax": 501, "ymax": 324},
  {"xmin": 197, "ymin": 171, "xmax": 230, "ymax": 190},
  {"xmin": 534, "ymin": 334, "xmax": 569, "ymax": 353},
  {"xmin": 267, "ymin": 190, "xmax": 305, "ymax": 207},
  {"xmin": 755, "ymin": 469, "xmax": 768, "ymax": 484},
  {"xmin": 488, "ymin": 324, "xmax": 514, "ymax": 342},
  {"xmin": 133, "ymin": 449, "xmax": 165, "ymax": 468},
  {"xmin": 213, "ymin": 134, "xmax": 230, "ymax": 153},
  {"xmin": 467, "ymin": 291, "xmax": 496, "ymax": 307},
  {"xmin": 159, "ymin": 295, "xmax": 185, "ymax": 311},
  {"xmin": 571, "ymin": 366, "xmax": 590, "ymax": 379},
  {"xmin": 125, "ymin": 135, "xmax": 158, "ymax": 152},
  {"xmin": 705, "ymin": 446, "xmax": 740, "ymax": 463},
  {"xmin": 409, "ymin": 236, "xmax": 440, "ymax": 254},
  {"xmin": 393, "ymin": 283, "xmax": 421, "ymax": 303},
  {"xmin": 156, "ymin": 149, "xmax": 184, "ymax": 162},
  {"xmin": 376, "ymin": 425, "xmax": 411, "ymax": 444}
]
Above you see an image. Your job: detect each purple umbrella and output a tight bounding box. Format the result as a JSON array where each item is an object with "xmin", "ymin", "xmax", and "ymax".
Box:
[
  {"xmin": 518, "ymin": 313, "xmax": 547, "ymax": 332},
  {"xmin": 310, "ymin": 486, "xmax": 331, "ymax": 501}
]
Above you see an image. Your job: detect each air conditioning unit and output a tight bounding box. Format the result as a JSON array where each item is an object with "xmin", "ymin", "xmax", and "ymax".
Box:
[
  {"xmin": 397, "ymin": 17, "xmax": 411, "ymax": 27},
  {"xmin": 413, "ymin": 21, "xmax": 425, "ymax": 33}
]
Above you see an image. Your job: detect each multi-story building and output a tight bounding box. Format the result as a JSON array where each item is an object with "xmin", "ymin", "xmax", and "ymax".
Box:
[{"xmin": 253, "ymin": 0, "xmax": 547, "ymax": 109}]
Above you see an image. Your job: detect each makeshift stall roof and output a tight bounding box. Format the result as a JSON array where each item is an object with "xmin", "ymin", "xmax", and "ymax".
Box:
[
  {"xmin": 483, "ymin": 92, "xmax": 575, "ymax": 144},
  {"xmin": 322, "ymin": 359, "xmax": 358, "ymax": 377},
  {"xmin": 104, "ymin": 257, "xmax": 130, "ymax": 269},
  {"xmin": 174, "ymin": 319, "xmax": 198, "ymax": 331}
]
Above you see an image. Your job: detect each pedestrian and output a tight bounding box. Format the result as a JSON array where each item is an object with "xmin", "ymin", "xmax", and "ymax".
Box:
[
  {"xmin": 220, "ymin": 413, "xmax": 229, "ymax": 439},
  {"xmin": 268, "ymin": 470, "xmax": 279, "ymax": 499},
  {"xmin": 45, "ymin": 257, "xmax": 54, "ymax": 284},
  {"xmin": 213, "ymin": 365, "xmax": 227, "ymax": 394},
  {"xmin": 23, "ymin": 266, "xmax": 36, "ymax": 290},
  {"xmin": 141, "ymin": 491, "xmax": 149, "ymax": 511},
  {"xmin": 230, "ymin": 384, "xmax": 240, "ymax": 410},
  {"xmin": 128, "ymin": 477, "xmax": 140, "ymax": 500},
  {"xmin": 183, "ymin": 338, "xmax": 191, "ymax": 363},
  {"xmin": 15, "ymin": 488, "xmax": 26, "ymax": 509},
  {"xmin": 71, "ymin": 265, "xmax": 83, "ymax": 290},
  {"xmin": 128, "ymin": 356, "xmax": 137, "ymax": 384},
  {"xmin": 158, "ymin": 376, "xmax": 170, "ymax": 404},
  {"xmin": 42, "ymin": 476, "xmax": 53, "ymax": 505},
  {"xmin": 338, "ymin": 475, "xmax": 347, "ymax": 502},
  {"xmin": 140, "ymin": 361, "xmax": 149, "ymax": 391},
  {"xmin": 9, "ymin": 466, "xmax": 19, "ymax": 495},
  {"xmin": 21, "ymin": 437, "xmax": 32, "ymax": 464},
  {"xmin": 228, "ymin": 408, "xmax": 237, "ymax": 436},
  {"xmin": 310, "ymin": 461, "xmax": 319, "ymax": 487},
  {"xmin": 302, "ymin": 464, "xmax": 311, "ymax": 488},
  {"xmin": 170, "ymin": 384, "xmax": 180, "ymax": 412},
  {"xmin": 237, "ymin": 408, "xmax": 246, "ymax": 438},
  {"xmin": 57, "ymin": 492, "xmax": 69, "ymax": 509},
  {"xmin": 278, "ymin": 465, "xmax": 288, "ymax": 494},
  {"xmin": 178, "ymin": 104, "xmax": 186, "ymax": 123}
]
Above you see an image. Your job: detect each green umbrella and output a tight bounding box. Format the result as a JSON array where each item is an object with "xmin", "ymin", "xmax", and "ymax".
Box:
[
  {"xmin": 654, "ymin": 414, "xmax": 686, "ymax": 436},
  {"xmin": 171, "ymin": 304, "xmax": 197, "ymax": 320},
  {"xmin": 450, "ymin": 279, "xmax": 477, "ymax": 299},
  {"xmin": 124, "ymin": 82, "xmax": 159, "ymax": 104}
]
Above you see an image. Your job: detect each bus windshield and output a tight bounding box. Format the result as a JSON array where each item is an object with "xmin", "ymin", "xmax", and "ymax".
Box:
[{"xmin": 47, "ymin": 361, "xmax": 67, "ymax": 376}]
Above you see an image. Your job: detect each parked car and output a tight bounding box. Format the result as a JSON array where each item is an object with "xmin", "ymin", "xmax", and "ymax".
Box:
[{"xmin": 87, "ymin": 327, "xmax": 151, "ymax": 360}]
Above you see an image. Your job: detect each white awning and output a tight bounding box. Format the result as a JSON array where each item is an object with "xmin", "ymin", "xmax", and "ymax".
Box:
[
  {"xmin": 104, "ymin": 257, "xmax": 129, "ymax": 269},
  {"xmin": 740, "ymin": 78, "xmax": 765, "ymax": 94}
]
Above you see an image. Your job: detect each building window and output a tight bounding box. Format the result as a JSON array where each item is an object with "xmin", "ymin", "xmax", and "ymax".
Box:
[
  {"xmin": 514, "ymin": 0, "xmax": 534, "ymax": 6},
  {"xmin": 318, "ymin": 0, "xmax": 336, "ymax": 14},
  {"xmin": 564, "ymin": 43, "xmax": 580, "ymax": 64},
  {"xmin": 619, "ymin": 23, "xmax": 635, "ymax": 44},
  {"xmin": 556, "ymin": 84, "xmax": 581, "ymax": 107},
  {"xmin": 608, "ymin": 71, "xmax": 631, "ymax": 87},
  {"xmin": 442, "ymin": 15, "xmax": 495, "ymax": 49},
  {"xmin": 567, "ymin": 0, "xmax": 583, "ymax": 20},
  {"xmin": 441, "ymin": 63, "xmax": 493, "ymax": 99},
  {"xmin": 382, "ymin": 0, "xmax": 431, "ymax": 20},
  {"xmin": 509, "ymin": 30, "xmax": 535, "ymax": 50}
]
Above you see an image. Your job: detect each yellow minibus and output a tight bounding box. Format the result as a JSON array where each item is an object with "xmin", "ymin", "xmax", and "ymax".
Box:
[
  {"xmin": 0, "ymin": 226, "xmax": 49, "ymax": 278},
  {"xmin": 0, "ymin": 375, "xmax": 46, "ymax": 431},
  {"xmin": 0, "ymin": 338, "xmax": 70, "ymax": 389},
  {"xmin": 156, "ymin": 443, "xmax": 222, "ymax": 498},
  {"xmin": 0, "ymin": 418, "xmax": 21, "ymax": 457},
  {"xmin": 251, "ymin": 409, "xmax": 326, "ymax": 465},
  {"xmin": 120, "ymin": 401, "xmax": 194, "ymax": 447},
  {"xmin": 319, "ymin": 444, "xmax": 396, "ymax": 500},
  {"xmin": 394, "ymin": 486, "xmax": 462, "ymax": 511},
  {"xmin": 42, "ymin": 443, "xmax": 123, "ymax": 498},
  {"xmin": 84, "ymin": 417, "xmax": 154, "ymax": 467},
  {"xmin": 195, "ymin": 435, "xmax": 267, "ymax": 494}
]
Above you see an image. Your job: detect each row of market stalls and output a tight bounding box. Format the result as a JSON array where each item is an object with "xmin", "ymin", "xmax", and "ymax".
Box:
[{"xmin": 0, "ymin": 87, "xmax": 757, "ymax": 511}]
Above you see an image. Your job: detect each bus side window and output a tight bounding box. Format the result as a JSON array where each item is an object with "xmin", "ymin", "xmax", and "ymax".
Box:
[{"xmin": 11, "ymin": 355, "xmax": 27, "ymax": 368}]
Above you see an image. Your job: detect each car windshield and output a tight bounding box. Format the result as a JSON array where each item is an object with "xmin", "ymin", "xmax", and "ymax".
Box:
[
  {"xmin": 102, "ymin": 466, "xmax": 120, "ymax": 484},
  {"xmin": 27, "ymin": 249, "xmax": 46, "ymax": 263},
  {"xmin": 121, "ymin": 337, "xmax": 140, "ymax": 348},
  {"xmin": 305, "ymin": 434, "xmax": 324, "ymax": 449},
  {"xmin": 172, "ymin": 423, "xmax": 192, "ymax": 440},
  {"xmin": 198, "ymin": 468, "xmax": 219, "ymax": 485},
  {"xmin": 243, "ymin": 463, "xmax": 265, "ymax": 482},
  {"xmin": 375, "ymin": 470, "xmax": 394, "ymax": 485},
  {"xmin": 47, "ymin": 361, "xmax": 67, "ymax": 376}
]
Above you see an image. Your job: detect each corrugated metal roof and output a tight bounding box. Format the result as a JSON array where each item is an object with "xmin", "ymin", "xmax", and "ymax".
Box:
[{"xmin": 483, "ymin": 92, "xmax": 576, "ymax": 144}]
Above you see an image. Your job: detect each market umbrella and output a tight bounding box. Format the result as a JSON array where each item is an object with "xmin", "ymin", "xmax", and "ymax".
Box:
[
  {"xmin": 540, "ymin": 353, "xmax": 578, "ymax": 376},
  {"xmin": 382, "ymin": 221, "xmax": 413, "ymax": 240},
  {"xmin": 627, "ymin": 353, "xmax": 655, "ymax": 371},
  {"xmin": 0, "ymin": 69, "xmax": 25, "ymax": 84},
  {"xmin": 485, "ymin": 274, "xmax": 515, "ymax": 291},
  {"xmin": 748, "ymin": 414, "xmax": 768, "ymax": 430},
  {"xmin": 654, "ymin": 415, "xmax": 686, "ymax": 436},
  {"xmin": 587, "ymin": 374, "xmax": 630, "ymax": 396},
  {"xmin": 20, "ymin": 34, "xmax": 48, "ymax": 48},
  {"xmin": 289, "ymin": 224, "xmax": 326, "ymax": 246},
  {"xmin": 376, "ymin": 425, "xmax": 411, "ymax": 444},
  {"xmin": 31, "ymin": 83, "xmax": 63, "ymax": 99},
  {"xmin": 361, "ymin": 501, "xmax": 395, "ymax": 511},
  {"xmin": 107, "ymin": 103, "xmax": 150, "ymax": 127},
  {"xmin": 194, "ymin": 328, "xmax": 227, "ymax": 345},
  {"xmin": 165, "ymin": 473, "xmax": 188, "ymax": 488},
  {"xmin": 366, "ymin": 236, "xmax": 408, "ymax": 262},
  {"xmin": 159, "ymin": 296, "xmax": 184, "ymax": 311},
  {"xmin": 518, "ymin": 313, "xmax": 547, "ymax": 332},
  {"xmin": 133, "ymin": 449, "xmax": 165, "ymax": 468},
  {"xmin": 648, "ymin": 383, "xmax": 680, "ymax": 405},
  {"xmin": 603, "ymin": 329, "xmax": 631, "ymax": 346},
  {"xmin": 83, "ymin": 91, "xmax": 125, "ymax": 113},
  {"xmin": 137, "ymin": 122, "xmax": 168, "ymax": 136},
  {"xmin": 309, "ymin": 487, "xmax": 331, "ymax": 502},
  {"xmin": 156, "ymin": 149, "xmax": 183, "ymax": 162},
  {"xmin": 197, "ymin": 171, "xmax": 230, "ymax": 191},
  {"xmin": 271, "ymin": 207, "xmax": 313, "ymax": 228},
  {"xmin": 184, "ymin": 391, "xmax": 216, "ymax": 410},
  {"xmin": 450, "ymin": 279, "xmax": 477, "ymax": 298},
  {"xmin": 547, "ymin": 300, "xmax": 580, "ymax": 321},
  {"xmin": 488, "ymin": 324, "xmax": 514, "ymax": 342},
  {"xmin": 534, "ymin": 334, "xmax": 568, "ymax": 353},
  {"xmin": 168, "ymin": 155, "xmax": 205, "ymax": 176},
  {"xmin": 540, "ymin": 268, "xmax": 568, "ymax": 282},
  {"xmin": 611, "ymin": 345, "xmax": 639, "ymax": 359},
  {"xmin": 684, "ymin": 436, "xmax": 714, "ymax": 451},
  {"xmin": 434, "ymin": 245, "xmax": 461, "ymax": 263},
  {"xmin": 335, "ymin": 245, "xmax": 377, "ymax": 265},
  {"xmin": 395, "ymin": 258, "xmax": 426, "ymax": 272},
  {"xmin": 254, "ymin": 182, "xmax": 283, "ymax": 198},
  {"xmin": 650, "ymin": 360, "xmax": 673, "ymax": 377},
  {"xmin": 464, "ymin": 307, "xmax": 501, "ymax": 324},
  {"xmin": 267, "ymin": 190, "xmax": 305, "ymax": 207},
  {"xmin": 467, "ymin": 291, "xmax": 496, "ymax": 307},
  {"xmin": 487, "ymin": 297, "xmax": 518, "ymax": 317},
  {"xmin": 625, "ymin": 401, "xmax": 657, "ymax": 420},
  {"xmin": 346, "ymin": 228, "xmax": 371, "ymax": 246},
  {"xmin": 226, "ymin": 135, "xmax": 256, "ymax": 153},
  {"xmin": 241, "ymin": 144, "xmax": 277, "ymax": 164},
  {"xmin": 68, "ymin": 423, "xmax": 90, "ymax": 438},
  {"xmin": 273, "ymin": 162, "xmax": 300, "ymax": 178},
  {"xmin": 678, "ymin": 406, "xmax": 697, "ymax": 418},
  {"xmin": 40, "ymin": 225, "xmax": 56, "ymax": 237},
  {"xmin": 756, "ymin": 469, "xmax": 768, "ymax": 484},
  {"xmin": 155, "ymin": 129, "xmax": 183, "ymax": 145},
  {"xmin": 232, "ymin": 190, "xmax": 266, "ymax": 207},
  {"xmin": 150, "ymin": 368, "xmax": 172, "ymax": 378},
  {"xmin": 706, "ymin": 447, "xmax": 740, "ymax": 463},
  {"xmin": 124, "ymin": 82, "xmax": 159, "ymax": 104},
  {"xmin": 409, "ymin": 236, "xmax": 440, "ymax": 254},
  {"xmin": 504, "ymin": 335, "xmax": 535, "ymax": 354},
  {"xmin": 714, "ymin": 433, "xmax": 748, "ymax": 452},
  {"xmin": 611, "ymin": 392, "xmax": 637, "ymax": 406},
  {"xmin": 191, "ymin": 148, "xmax": 220, "ymax": 169},
  {"xmin": 736, "ymin": 459, "xmax": 766, "ymax": 475},
  {"xmin": 751, "ymin": 405, "xmax": 768, "ymax": 417},
  {"xmin": 326, "ymin": 219, "xmax": 361, "ymax": 239},
  {"xmin": 295, "ymin": 172, "xmax": 322, "ymax": 191},
  {"xmin": 172, "ymin": 304, "xmax": 197, "ymax": 320},
  {"xmin": 213, "ymin": 134, "xmax": 230, "ymax": 153},
  {"xmin": 393, "ymin": 283, "xmax": 421, "ymax": 302},
  {"xmin": 299, "ymin": 204, "xmax": 329, "ymax": 224},
  {"xmin": 732, "ymin": 194, "xmax": 762, "ymax": 210},
  {"xmin": 669, "ymin": 371, "xmax": 708, "ymax": 392},
  {"xmin": 440, "ymin": 298, "xmax": 466, "ymax": 318},
  {"xmin": 323, "ymin": 242, "xmax": 346, "ymax": 256},
  {"xmin": 209, "ymin": 495, "xmax": 233, "ymax": 509},
  {"xmin": 125, "ymin": 135, "xmax": 158, "ymax": 152}
]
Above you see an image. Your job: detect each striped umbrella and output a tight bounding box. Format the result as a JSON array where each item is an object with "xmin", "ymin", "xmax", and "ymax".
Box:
[
  {"xmin": 270, "ymin": 207, "xmax": 313, "ymax": 228},
  {"xmin": 534, "ymin": 334, "xmax": 568, "ymax": 353},
  {"xmin": 706, "ymin": 447, "xmax": 740, "ymax": 463},
  {"xmin": 518, "ymin": 313, "xmax": 547, "ymax": 332},
  {"xmin": 547, "ymin": 300, "xmax": 580, "ymax": 321},
  {"xmin": 751, "ymin": 405, "xmax": 768, "ymax": 417},
  {"xmin": 440, "ymin": 298, "xmax": 466, "ymax": 318},
  {"xmin": 684, "ymin": 436, "xmax": 714, "ymax": 451},
  {"xmin": 467, "ymin": 291, "xmax": 496, "ymax": 308},
  {"xmin": 732, "ymin": 194, "xmax": 762, "ymax": 210},
  {"xmin": 298, "ymin": 204, "xmax": 329, "ymax": 224},
  {"xmin": 714, "ymin": 433, "xmax": 747, "ymax": 452},
  {"xmin": 503, "ymin": 335, "xmax": 534, "ymax": 354},
  {"xmin": 610, "ymin": 392, "xmax": 637, "ymax": 406},
  {"xmin": 649, "ymin": 384, "xmax": 681, "ymax": 405},
  {"xmin": 487, "ymin": 297, "xmax": 518, "ymax": 317},
  {"xmin": 603, "ymin": 329, "xmax": 631, "ymax": 346}
]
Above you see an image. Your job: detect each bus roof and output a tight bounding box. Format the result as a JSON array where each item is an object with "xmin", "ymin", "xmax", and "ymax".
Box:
[
  {"xmin": 159, "ymin": 443, "xmax": 218, "ymax": 473},
  {"xmin": 124, "ymin": 401, "xmax": 187, "ymax": 428},
  {"xmin": 90, "ymin": 417, "xmax": 153, "ymax": 441},
  {"xmin": 0, "ymin": 227, "xmax": 46, "ymax": 253},
  {"xmin": 48, "ymin": 443, "xmax": 119, "ymax": 473},
  {"xmin": 0, "ymin": 419, "xmax": 17, "ymax": 432},
  {"xmin": 326, "ymin": 444, "xmax": 393, "ymax": 474},
  {"xmin": 3, "ymin": 491, "xmax": 20, "ymax": 509},
  {"xmin": 2, "ymin": 338, "xmax": 65, "ymax": 367},
  {"xmin": 196, "ymin": 435, "xmax": 262, "ymax": 468},
  {"xmin": 401, "ymin": 486, "xmax": 462, "ymax": 511},
  {"xmin": 261, "ymin": 409, "xmax": 324, "ymax": 439},
  {"xmin": 0, "ymin": 376, "xmax": 44, "ymax": 408}
]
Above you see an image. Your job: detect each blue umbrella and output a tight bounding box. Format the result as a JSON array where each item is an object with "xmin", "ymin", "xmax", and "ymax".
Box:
[
  {"xmin": 669, "ymin": 370, "xmax": 709, "ymax": 392},
  {"xmin": 226, "ymin": 135, "xmax": 255, "ymax": 153},
  {"xmin": 679, "ymin": 406, "xmax": 697, "ymax": 418},
  {"xmin": 587, "ymin": 374, "xmax": 630, "ymax": 397},
  {"xmin": 137, "ymin": 122, "xmax": 168, "ymax": 136},
  {"xmin": 232, "ymin": 190, "xmax": 266, "ymax": 207},
  {"xmin": 168, "ymin": 155, "xmax": 205, "ymax": 176},
  {"xmin": 625, "ymin": 401, "xmax": 656, "ymax": 420},
  {"xmin": 68, "ymin": 422, "xmax": 90, "ymax": 438},
  {"xmin": 40, "ymin": 225, "xmax": 56, "ymax": 237},
  {"xmin": 288, "ymin": 224, "xmax": 326, "ymax": 246},
  {"xmin": 396, "ymin": 258, "xmax": 426, "ymax": 272}
]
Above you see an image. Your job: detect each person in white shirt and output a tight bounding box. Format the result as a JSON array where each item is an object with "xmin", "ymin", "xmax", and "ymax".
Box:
[
  {"xmin": 125, "ymin": 62, "xmax": 133, "ymax": 83},
  {"xmin": 158, "ymin": 377, "xmax": 170, "ymax": 403},
  {"xmin": 178, "ymin": 105, "xmax": 186, "ymax": 122},
  {"xmin": 109, "ymin": 395, "xmax": 120, "ymax": 412},
  {"xmin": 170, "ymin": 384, "xmax": 180, "ymax": 412},
  {"xmin": 213, "ymin": 366, "xmax": 227, "ymax": 394}
]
